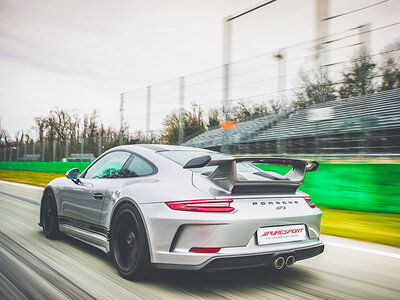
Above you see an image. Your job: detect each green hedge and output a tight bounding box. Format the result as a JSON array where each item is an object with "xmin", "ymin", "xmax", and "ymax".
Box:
[
  {"xmin": 257, "ymin": 163, "xmax": 400, "ymax": 214},
  {"xmin": 0, "ymin": 161, "xmax": 91, "ymax": 174},
  {"xmin": 1, "ymin": 161, "xmax": 399, "ymax": 213}
]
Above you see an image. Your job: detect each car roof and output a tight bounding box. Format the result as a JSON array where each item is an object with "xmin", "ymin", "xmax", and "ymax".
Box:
[{"xmin": 111, "ymin": 144, "xmax": 211, "ymax": 153}]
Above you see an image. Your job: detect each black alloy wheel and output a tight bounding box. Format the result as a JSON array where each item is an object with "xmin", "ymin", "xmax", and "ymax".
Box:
[
  {"xmin": 110, "ymin": 203, "xmax": 151, "ymax": 280},
  {"xmin": 42, "ymin": 192, "xmax": 60, "ymax": 239}
]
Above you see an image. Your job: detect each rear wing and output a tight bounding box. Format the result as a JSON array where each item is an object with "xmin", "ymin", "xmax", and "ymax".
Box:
[{"xmin": 184, "ymin": 156, "xmax": 319, "ymax": 193}]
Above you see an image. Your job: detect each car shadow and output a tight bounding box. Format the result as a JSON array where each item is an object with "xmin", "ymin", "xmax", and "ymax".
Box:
[
  {"xmin": 39, "ymin": 229, "xmax": 319, "ymax": 294},
  {"xmin": 151, "ymin": 266, "xmax": 317, "ymax": 290}
]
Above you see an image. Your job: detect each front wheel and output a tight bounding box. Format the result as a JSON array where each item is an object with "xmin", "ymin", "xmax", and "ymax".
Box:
[
  {"xmin": 110, "ymin": 203, "xmax": 151, "ymax": 280},
  {"xmin": 42, "ymin": 192, "xmax": 60, "ymax": 239}
]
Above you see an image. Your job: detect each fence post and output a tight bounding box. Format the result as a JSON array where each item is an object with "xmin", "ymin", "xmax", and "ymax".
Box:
[
  {"xmin": 146, "ymin": 86, "xmax": 151, "ymax": 143},
  {"xmin": 3, "ymin": 147, "xmax": 5, "ymax": 161},
  {"xmin": 80, "ymin": 138, "xmax": 84, "ymax": 162},
  {"xmin": 41, "ymin": 143, "xmax": 45, "ymax": 161},
  {"xmin": 9, "ymin": 148, "xmax": 12, "ymax": 161},
  {"xmin": 119, "ymin": 94, "xmax": 124, "ymax": 145},
  {"xmin": 52, "ymin": 141, "xmax": 56, "ymax": 161},
  {"xmin": 16, "ymin": 146, "xmax": 20, "ymax": 161},
  {"xmin": 65, "ymin": 140, "xmax": 69, "ymax": 162},
  {"xmin": 178, "ymin": 76, "xmax": 185, "ymax": 144},
  {"xmin": 32, "ymin": 143, "xmax": 35, "ymax": 155},
  {"xmin": 98, "ymin": 136, "xmax": 103, "ymax": 157}
]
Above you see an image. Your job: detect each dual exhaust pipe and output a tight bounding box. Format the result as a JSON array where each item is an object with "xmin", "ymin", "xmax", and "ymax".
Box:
[{"xmin": 272, "ymin": 255, "xmax": 295, "ymax": 270}]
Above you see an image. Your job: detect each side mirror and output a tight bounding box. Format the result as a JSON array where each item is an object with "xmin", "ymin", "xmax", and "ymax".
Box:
[{"xmin": 66, "ymin": 168, "xmax": 80, "ymax": 183}]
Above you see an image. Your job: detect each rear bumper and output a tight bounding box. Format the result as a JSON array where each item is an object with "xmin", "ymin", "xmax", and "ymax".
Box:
[
  {"xmin": 141, "ymin": 200, "xmax": 322, "ymax": 266},
  {"xmin": 153, "ymin": 243, "xmax": 324, "ymax": 271}
]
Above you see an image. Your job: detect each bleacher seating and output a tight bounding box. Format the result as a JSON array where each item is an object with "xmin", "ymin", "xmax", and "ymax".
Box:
[
  {"xmin": 182, "ymin": 111, "xmax": 292, "ymax": 148},
  {"xmin": 67, "ymin": 153, "xmax": 95, "ymax": 162},
  {"xmin": 182, "ymin": 88, "xmax": 400, "ymax": 154},
  {"xmin": 251, "ymin": 88, "xmax": 400, "ymax": 142},
  {"xmin": 18, "ymin": 154, "xmax": 41, "ymax": 161}
]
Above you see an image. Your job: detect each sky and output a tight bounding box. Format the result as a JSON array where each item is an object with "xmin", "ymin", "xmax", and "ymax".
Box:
[{"xmin": 0, "ymin": 0, "xmax": 399, "ymax": 138}]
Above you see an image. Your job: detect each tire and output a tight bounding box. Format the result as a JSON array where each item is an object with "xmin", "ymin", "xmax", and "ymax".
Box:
[
  {"xmin": 110, "ymin": 203, "xmax": 151, "ymax": 280},
  {"xmin": 42, "ymin": 191, "xmax": 60, "ymax": 239}
]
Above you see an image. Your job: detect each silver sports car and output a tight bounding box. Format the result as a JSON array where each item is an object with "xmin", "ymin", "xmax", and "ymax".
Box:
[{"xmin": 39, "ymin": 144, "xmax": 323, "ymax": 280}]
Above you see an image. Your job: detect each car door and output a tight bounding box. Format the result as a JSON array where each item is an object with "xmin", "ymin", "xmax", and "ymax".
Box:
[
  {"xmin": 99, "ymin": 153, "xmax": 156, "ymax": 228},
  {"xmin": 60, "ymin": 151, "xmax": 132, "ymax": 228}
]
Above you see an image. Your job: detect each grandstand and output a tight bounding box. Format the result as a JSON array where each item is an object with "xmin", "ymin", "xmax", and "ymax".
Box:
[{"xmin": 182, "ymin": 88, "xmax": 400, "ymax": 154}]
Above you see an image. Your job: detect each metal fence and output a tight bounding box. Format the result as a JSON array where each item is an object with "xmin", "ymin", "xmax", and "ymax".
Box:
[
  {"xmin": 2, "ymin": 21, "xmax": 399, "ymax": 161},
  {"xmin": 0, "ymin": 137, "xmax": 119, "ymax": 162},
  {"xmin": 121, "ymin": 20, "xmax": 400, "ymax": 145},
  {"xmin": 182, "ymin": 88, "xmax": 400, "ymax": 155}
]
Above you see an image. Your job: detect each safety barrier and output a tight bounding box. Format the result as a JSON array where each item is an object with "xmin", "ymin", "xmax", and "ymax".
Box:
[
  {"xmin": 0, "ymin": 161, "xmax": 399, "ymax": 213},
  {"xmin": 257, "ymin": 162, "xmax": 400, "ymax": 214},
  {"xmin": 0, "ymin": 161, "xmax": 91, "ymax": 174}
]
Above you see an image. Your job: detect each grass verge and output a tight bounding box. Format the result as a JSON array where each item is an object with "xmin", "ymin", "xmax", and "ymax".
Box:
[
  {"xmin": 0, "ymin": 169, "xmax": 64, "ymax": 187},
  {"xmin": 320, "ymin": 206, "xmax": 400, "ymax": 247},
  {"xmin": 0, "ymin": 169, "xmax": 399, "ymax": 247}
]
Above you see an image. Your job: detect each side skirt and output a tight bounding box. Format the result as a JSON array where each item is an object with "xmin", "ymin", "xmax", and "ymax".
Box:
[{"xmin": 59, "ymin": 223, "xmax": 110, "ymax": 254}]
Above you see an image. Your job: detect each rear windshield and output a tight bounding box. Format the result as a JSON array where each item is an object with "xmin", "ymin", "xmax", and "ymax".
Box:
[
  {"xmin": 158, "ymin": 150, "xmax": 285, "ymax": 180},
  {"xmin": 158, "ymin": 150, "xmax": 232, "ymax": 173}
]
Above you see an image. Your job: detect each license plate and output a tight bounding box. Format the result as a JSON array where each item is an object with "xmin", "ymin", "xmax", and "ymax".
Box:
[{"xmin": 257, "ymin": 224, "xmax": 306, "ymax": 245}]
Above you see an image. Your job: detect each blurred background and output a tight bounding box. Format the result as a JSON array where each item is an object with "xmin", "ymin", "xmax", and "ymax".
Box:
[
  {"xmin": 0, "ymin": 0, "xmax": 399, "ymax": 242},
  {"xmin": 1, "ymin": 2, "xmax": 400, "ymax": 299}
]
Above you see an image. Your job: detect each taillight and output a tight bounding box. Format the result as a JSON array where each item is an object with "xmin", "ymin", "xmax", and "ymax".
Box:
[
  {"xmin": 304, "ymin": 196, "xmax": 316, "ymax": 208},
  {"xmin": 189, "ymin": 247, "xmax": 220, "ymax": 253},
  {"xmin": 165, "ymin": 198, "xmax": 234, "ymax": 212}
]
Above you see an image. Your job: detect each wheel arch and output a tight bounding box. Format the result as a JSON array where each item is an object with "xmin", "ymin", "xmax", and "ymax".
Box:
[
  {"xmin": 39, "ymin": 186, "xmax": 55, "ymax": 227},
  {"xmin": 109, "ymin": 198, "xmax": 153, "ymax": 260}
]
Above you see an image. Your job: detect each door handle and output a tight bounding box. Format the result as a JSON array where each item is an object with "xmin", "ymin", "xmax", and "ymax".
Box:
[{"xmin": 92, "ymin": 193, "xmax": 104, "ymax": 200}]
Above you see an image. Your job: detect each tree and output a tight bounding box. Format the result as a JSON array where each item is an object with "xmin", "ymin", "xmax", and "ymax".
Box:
[
  {"xmin": 82, "ymin": 110, "xmax": 101, "ymax": 139},
  {"xmin": 160, "ymin": 111, "xmax": 180, "ymax": 145},
  {"xmin": 34, "ymin": 116, "xmax": 47, "ymax": 143},
  {"xmin": 160, "ymin": 103, "xmax": 205, "ymax": 144},
  {"xmin": 269, "ymin": 98, "xmax": 287, "ymax": 114},
  {"xmin": 14, "ymin": 130, "xmax": 24, "ymax": 145},
  {"xmin": 338, "ymin": 48, "xmax": 376, "ymax": 99},
  {"xmin": 379, "ymin": 41, "xmax": 400, "ymax": 91},
  {"xmin": 0, "ymin": 118, "xmax": 10, "ymax": 146},
  {"xmin": 185, "ymin": 103, "xmax": 206, "ymax": 138},
  {"xmin": 207, "ymin": 108, "xmax": 220, "ymax": 129},
  {"xmin": 230, "ymin": 101, "xmax": 269, "ymax": 122},
  {"xmin": 294, "ymin": 70, "xmax": 337, "ymax": 111}
]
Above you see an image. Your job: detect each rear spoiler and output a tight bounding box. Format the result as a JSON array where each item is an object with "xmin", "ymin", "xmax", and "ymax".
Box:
[{"xmin": 184, "ymin": 156, "xmax": 319, "ymax": 193}]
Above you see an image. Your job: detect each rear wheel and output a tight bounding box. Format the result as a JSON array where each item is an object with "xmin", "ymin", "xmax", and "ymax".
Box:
[
  {"xmin": 42, "ymin": 192, "xmax": 60, "ymax": 239},
  {"xmin": 110, "ymin": 203, "xmax": 151, "ymax": 280}
]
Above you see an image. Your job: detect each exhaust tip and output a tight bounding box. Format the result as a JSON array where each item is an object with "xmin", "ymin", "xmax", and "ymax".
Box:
[
  {"xmin": 272, "ymin": 256, "xmax": 285, "ymax": 270},
  {"xmin": 286, "ymin": 255, "xmax": 295, "ymax": 268}
]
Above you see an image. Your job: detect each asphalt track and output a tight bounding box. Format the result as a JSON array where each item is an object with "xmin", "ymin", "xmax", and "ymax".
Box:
[{"xmin": 0, "ymin": 180, "xmax": 399, "ymax": 300}]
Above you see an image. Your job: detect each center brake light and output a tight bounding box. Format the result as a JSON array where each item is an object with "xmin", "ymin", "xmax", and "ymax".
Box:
[
  {"xmin": 304, "ymin": 196, "xmax": 316, "ymax": 208},
  {"xmin": 165, "ymin": 198, "xmax": 234, "ymax": 212}
]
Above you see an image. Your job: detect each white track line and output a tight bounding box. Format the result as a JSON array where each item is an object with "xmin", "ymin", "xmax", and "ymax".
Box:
[
  {"xmin": 0, "ymin": 180, "xmax": 44, "ymax": 191},
  {"xmin": 325, "ymin": 241, "xmax": 400, "ymax": 259}
]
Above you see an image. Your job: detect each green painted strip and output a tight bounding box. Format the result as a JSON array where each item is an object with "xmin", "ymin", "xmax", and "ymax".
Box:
[
  {"xmin": 0, "ymin": 161, "xmax": 91, "ymax": 174},
  {"xmin": 1, "ymin": 161, "xmax": 399, "ymax": 213},
  {"xmin": 255, "ymin": 163, "xmax": 400, "ymax": 214}
]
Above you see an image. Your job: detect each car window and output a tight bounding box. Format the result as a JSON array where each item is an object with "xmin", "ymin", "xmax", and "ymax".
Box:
[
  {"xmin": 158, "ymin": 150, "xmax": 232, "ymax": 173},
  {"xmin": 84, "ymin": 151, "xmax": 131, "ymax": 179},
  {"xmin": 124, "ymin": 155, "xmax": 155, "ymax": 177}
]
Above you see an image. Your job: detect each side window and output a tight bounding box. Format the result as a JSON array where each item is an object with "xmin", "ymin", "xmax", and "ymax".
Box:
[
  {"xmin": 84, "ymin": 151, "xmax": 131, "ymax": 179},
  {"xmin": 124, "ymin": 155, "xmax": 155, "ymax": 177}
]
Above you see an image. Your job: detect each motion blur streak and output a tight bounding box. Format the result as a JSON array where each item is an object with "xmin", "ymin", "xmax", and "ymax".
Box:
[
  {"xmin": 0, "ymin": 180, "xmax": 44, "ymax": 191},
  {"xmin": 324, "ymin": 241, "xmax": 400, "ymax": 259},
  {"xmin": 1, "ymin": 181, "xmax": 400, "ymax": 299}
]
